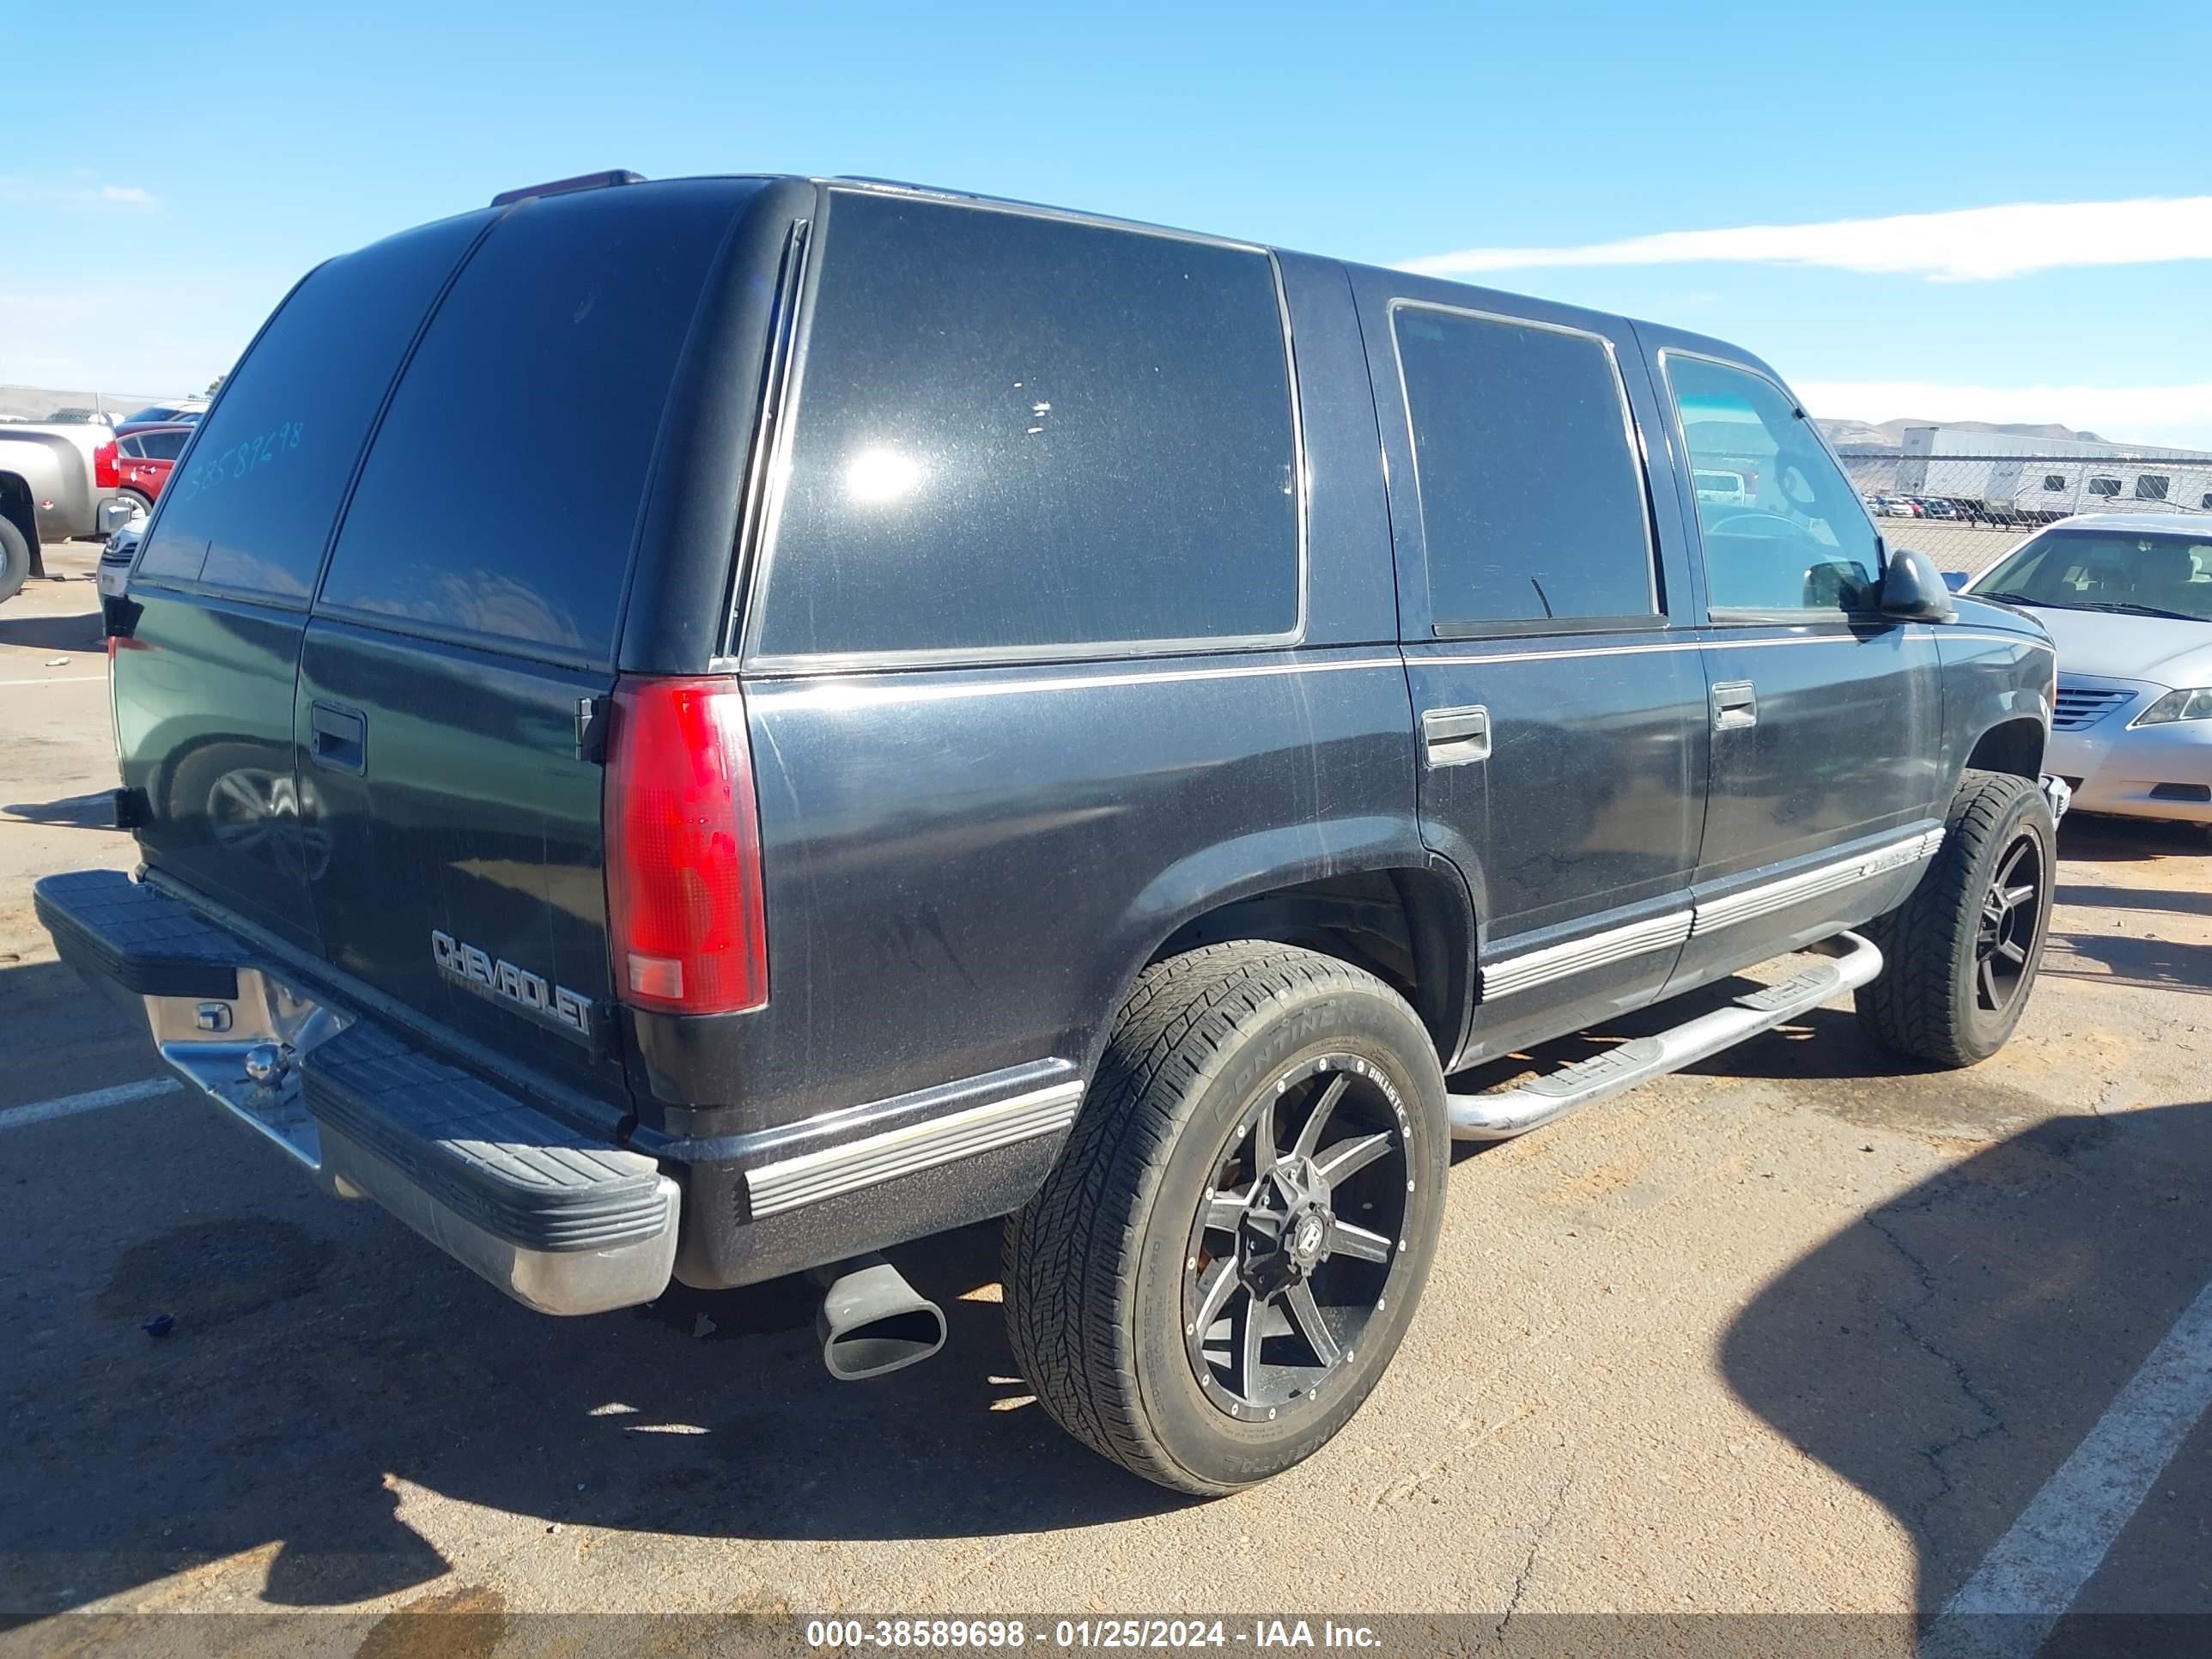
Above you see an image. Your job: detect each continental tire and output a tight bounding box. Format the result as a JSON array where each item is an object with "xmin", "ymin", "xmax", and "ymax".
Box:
[
  {"xmin": 0, "ymin": 515, "xmax": 29, "ymax": 605},
  {"xmin": 1004, "ymin": 942, "xmax": 1449, "ymax": 1494},
  {"xmin": 1855, "ymin": 769, "xmax": 2056, "ymax": 1066}
]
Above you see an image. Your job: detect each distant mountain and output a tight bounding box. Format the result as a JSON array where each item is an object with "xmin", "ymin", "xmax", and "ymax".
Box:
[{"xmin": 1815, "ymin": 416, "xmax": 2107, "ymax": 454}]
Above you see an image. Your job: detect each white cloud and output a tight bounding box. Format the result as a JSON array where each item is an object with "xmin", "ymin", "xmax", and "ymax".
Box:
[
  {"xmin": 1401, "ymin": 197, "xmax": 2212, "ymax": 283},
  {"xmin": 0, "ymin": 176, "xmax": 159, "ymax": 210},
  {"xmin": 1799, "ymin": 380, "xmax": 2212, "ymax": 451}
]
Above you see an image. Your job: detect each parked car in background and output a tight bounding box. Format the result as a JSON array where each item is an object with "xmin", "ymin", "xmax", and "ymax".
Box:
[
  {"xmin": 1966, "ymin": 513, "xmax": 2212, "ymax": 836},
  {"xmin": 0, "ymin": 421, "xmax": 128, "ymax": 601},
  {"xmin": 112, "ymin": 423, "xmax": 192, "ymax": 514},
  {"xmin": 38, "ymin": 170, "xmax": 2062, "ymax": 1497},
  {"xmin": 115, "ymin": 398, "xmax": 209, "ymax": 438},
  {"xmin": 1869, "ymin": 494, "xmax": 1921, "ymax": 519},
  {"xmin": 1692, "ymin": 467, "xmax": 1750, "ymax": 506},
  {"xmin": 97, "ymin": 520, "xmax": 142, "ymax": 634}
]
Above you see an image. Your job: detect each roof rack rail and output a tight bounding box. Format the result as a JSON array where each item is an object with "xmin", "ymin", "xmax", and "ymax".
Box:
[{"xmin": 490, "ymin": 169, "xmax": 645, "ymax": 208}]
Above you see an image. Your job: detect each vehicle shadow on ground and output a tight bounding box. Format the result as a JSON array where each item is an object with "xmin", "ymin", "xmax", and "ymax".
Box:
[
  {"xmin": 2043, "ymin": 931, "xmax": 2212, "ymax": 997},
  {"xmin": 2057, "ymin": 883, "xmax": 2212, "ymax": 921},
  {"xmin": 1721, "ymin": 1097, "xmax": 2212, "ymax": 1628},
  {"xmin": 0, "ymin": 611, "xmax": 105, "ymax": 653},
  {"xmin": 3, "ymin": 792, "xmax": 118, "ymax": 830},
  {"xmin": 2055, "ymin": 816, "xmax": 2208, "ymax": 864},
  {"xmin": 0, "ymin": 1011, "xmax": 1189, "ymax": 1619}
]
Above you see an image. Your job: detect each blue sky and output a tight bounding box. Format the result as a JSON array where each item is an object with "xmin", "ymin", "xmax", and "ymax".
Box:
[{"xmin": 7, "ymin": 0, "xmax": 2210, "ymax": 444}]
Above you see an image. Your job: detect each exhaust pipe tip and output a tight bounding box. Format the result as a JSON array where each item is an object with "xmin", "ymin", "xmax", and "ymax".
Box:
[{"xmin": 814, "ymin": 1254, "xmax": 946, "ymax": 1382}]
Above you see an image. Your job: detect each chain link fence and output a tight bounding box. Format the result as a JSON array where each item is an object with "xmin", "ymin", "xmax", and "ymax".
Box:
[
  {"xmin": 1839, "ymin": 451, "xmax": 2212, "ymax": 579},
  {"xmin": 0, "ymin": 384, "xmax": 180, "ymax": 426}
]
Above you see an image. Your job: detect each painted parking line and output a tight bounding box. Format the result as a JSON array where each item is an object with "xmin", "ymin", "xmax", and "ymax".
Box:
[
  {"xmin": 0, "ymin": 1077, "xmax": 181, "ymax": 1133},
  {"xmin": 1920, "ymin": 1272, "xmax": 2212, "ymax": 1659},
  {"xmin": 0, "ymin": 673, "xmax": 107, "ymax": 686}
]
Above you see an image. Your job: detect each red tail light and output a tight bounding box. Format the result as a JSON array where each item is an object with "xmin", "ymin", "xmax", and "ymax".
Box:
[
  {"xmin": 604, "ymin": 676, "xmax": 768, "ymax": 1015},
  {"xmin": 94, "ymin": 440, "xmax": 118, "ymax": 489}
]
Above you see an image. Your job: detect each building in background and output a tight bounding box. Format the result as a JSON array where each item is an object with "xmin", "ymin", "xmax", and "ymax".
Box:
[{"xmin": 1894, "ymin": 426, "xmax": 2212, "ymax": 515}]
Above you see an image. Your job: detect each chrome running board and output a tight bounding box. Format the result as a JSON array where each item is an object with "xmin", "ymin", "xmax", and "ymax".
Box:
[{"xmin": 1446, "ymin": 931, "xmax": 1884, "ymax": 1142}]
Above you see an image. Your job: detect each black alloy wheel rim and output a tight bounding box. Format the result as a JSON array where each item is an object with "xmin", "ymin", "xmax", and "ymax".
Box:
[
  {"xmin": 1182, "ymin": 1054, "xmax": 1413, "ymax": 1422},
  {"xmin": 1976, "ymin": 830, "xmax": 2044, "ymax": 1015}
]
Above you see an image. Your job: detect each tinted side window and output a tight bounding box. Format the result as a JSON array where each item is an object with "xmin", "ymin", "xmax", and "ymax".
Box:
[
  {"xmin": 139, "ymin": 429, "xmax": 190, "ymax": 461},
  {"xmin": 1664, "ymin": 355, "xmax": 1881, "ymax": 614},
  {"xmin": 319, "ymin": 182, "xmax": 748, "ymax": 661},
  {"xmin": 1393, "ymin": 306, "xmax": 1656, "ymax": 631},
  {"xmin": 118, "ymin": 436, "xmax": 144, "ymax": 459},
  {"xmin": 754, "ymin": 192, "xmax": 1298, "ymax": 660},
  {"xmin": 137, "ymin": 214, "xmax": 483, "ymax": 596}
]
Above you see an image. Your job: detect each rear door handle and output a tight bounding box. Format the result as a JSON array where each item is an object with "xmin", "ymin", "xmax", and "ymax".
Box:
[
  {"xmin": 1711, "ymin": 680, "xmax": 1758, "ymax": 732},
  {"xmin": 1421, "ymin": 704, "xmax": 1491, "ymax": 769},
  {"xmin": 309, "ymin": 700, "xmax": 367, "ymax": 775}
]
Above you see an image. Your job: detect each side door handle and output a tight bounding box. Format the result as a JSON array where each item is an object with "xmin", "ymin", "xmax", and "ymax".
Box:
[
  {"xmin": 309, "ymin": 700, "xmax": 368, "ymax": 775},
  {"xmin": 1711, "ymin": 680, "xmax": 1758, "ymax": 732},
  {"xmin": 1421, "ymin": 704, "xmax": 1492, "ymax": 769}
]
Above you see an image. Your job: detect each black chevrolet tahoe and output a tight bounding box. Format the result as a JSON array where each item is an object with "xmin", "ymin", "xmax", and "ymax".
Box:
[{"xmin": 38, "ymin": 171, "xmax": 2063, "ymax": 1495}]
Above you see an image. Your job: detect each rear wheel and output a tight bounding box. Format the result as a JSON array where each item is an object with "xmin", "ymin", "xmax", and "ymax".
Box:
[
  {"xmin": 117, "ymin": 488, "xmax": 155, "ymax": 522},
  {"xmin": 0, "ymin": 515, "xmax": 29, "ymax": 604},
  {"xmin": 1004, "ymin": 942, "xmax": 1448, "ymax": 1494},
  {"xmin": 1855, "ymin": 769, "xmax": 2056, "ymax": 1066}
]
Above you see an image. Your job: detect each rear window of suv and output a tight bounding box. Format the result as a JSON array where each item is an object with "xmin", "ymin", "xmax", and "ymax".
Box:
[
  {"xmin": 135, "ymin": 213, "xmax": 487, "ymax": 598},
  {"xmin": 750, "ymin": 191, "xmax": 1301, "ymax": 663},
  {"xmin": 317, "ymin": 181, "xmax": 751, "ymax": 663}
]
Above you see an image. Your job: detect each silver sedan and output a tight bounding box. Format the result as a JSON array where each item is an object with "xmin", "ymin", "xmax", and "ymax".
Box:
[{"xmin": 1962, "ymin": 512, "xmax": 2212, "ymax": 834}]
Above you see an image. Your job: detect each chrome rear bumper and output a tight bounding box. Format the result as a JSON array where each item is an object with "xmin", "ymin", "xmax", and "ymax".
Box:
[{"xmin": 34, "ymin": 869, "xmax": 679, "ymax": 1316}]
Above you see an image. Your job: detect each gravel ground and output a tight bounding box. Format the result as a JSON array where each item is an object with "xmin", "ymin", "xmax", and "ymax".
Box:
[{"xmin": 3, "ymin": 544, "xmax": 2208, "ymax": 1654}]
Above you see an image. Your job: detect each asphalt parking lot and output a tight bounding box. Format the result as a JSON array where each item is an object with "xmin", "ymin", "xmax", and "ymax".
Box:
[{"xmin": 3, "ymin": 544, "xmax": 2209, "ymax": 1654}]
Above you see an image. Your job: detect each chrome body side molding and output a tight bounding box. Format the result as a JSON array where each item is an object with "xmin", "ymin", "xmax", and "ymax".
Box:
[
  {"xmin": 745, "ymin": 1079, "xmax": 1085, "ymax": 1219},
  {"xmin": 1481, "ymin": 909, "xmax": 1694, "ymax": 1000},
  {"xmin": 1478, "ymin": 826, "xmax": 1942, "ymax": 1000},
  {"xmin": 1689, "ymin": 827, "xmax": 1943, "ymax": 937}
]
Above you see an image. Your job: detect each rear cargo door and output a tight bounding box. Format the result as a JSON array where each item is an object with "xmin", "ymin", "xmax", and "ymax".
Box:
[
  {"xmin": 295, "ymin": 182, "xmax": 749, "ymax": 1110},
  {"xmin": 114, "ymin": 214, "xmax": 488, "ymax": 952}
]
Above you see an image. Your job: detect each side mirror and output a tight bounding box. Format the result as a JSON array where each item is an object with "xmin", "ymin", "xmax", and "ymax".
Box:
[
  {"xmin": 1880, "ymin": 547, "xmax": 1957, "ymax": 623},
  {"xmin": 1942, "ymin": 571, "xmax": 1969, "ymax": 592}
]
